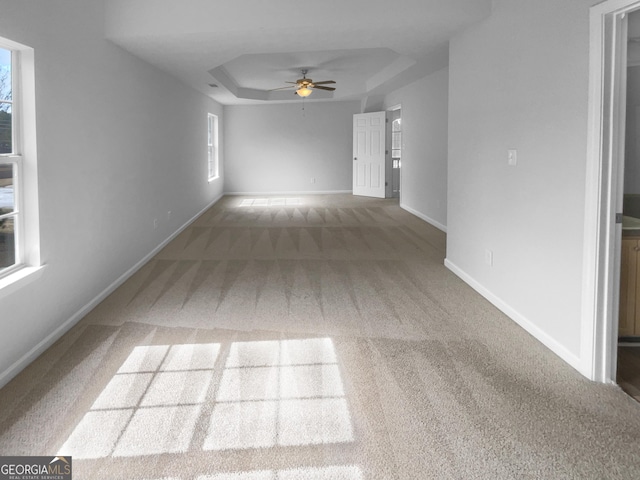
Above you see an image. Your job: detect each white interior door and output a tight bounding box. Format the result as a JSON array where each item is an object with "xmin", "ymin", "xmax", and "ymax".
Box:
[{"xmin": 353, "ymin": 112, "xmax": 386, "ymax": 198}]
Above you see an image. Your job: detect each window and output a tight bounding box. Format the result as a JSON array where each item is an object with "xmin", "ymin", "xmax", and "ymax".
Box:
[
  {"xmin": 207, "ymin": 113, "xmax": 219, "ymax": 181},
  {"xmin": 0, "ymin": 46, "xmax": 19, "ymax": 274},
  {"xmin": 392, "ymin": 118, "xmax": 402, "ymax": 161},
  {"xmin": 0, "ymin": 36, "xmax": 39, "ymax": 289}
]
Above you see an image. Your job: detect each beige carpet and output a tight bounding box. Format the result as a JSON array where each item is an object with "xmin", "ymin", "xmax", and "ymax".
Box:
[{"xmin": 1, "ymin": 194, "xmax": 639, "ymax": 479}]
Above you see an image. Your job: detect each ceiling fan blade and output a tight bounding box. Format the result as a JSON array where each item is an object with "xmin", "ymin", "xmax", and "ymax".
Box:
[
  {"xmin": 285, "ymin": 81, "xmax": 298, "ymax": 84},
  {"xmin": 312, "ymin": 85, "xmax": 336, "ymax": 91},
  {"xmin": 268, "ymin": 85, "xmax": 296, "ymax": 91},
  {"xmin": 311, "ymin": 80, "xmax": 336, "ymax": 85}
]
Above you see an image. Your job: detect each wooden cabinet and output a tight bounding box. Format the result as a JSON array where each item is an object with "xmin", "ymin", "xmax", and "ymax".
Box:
[{"xmin": 620, "ymin": 236, "xmax": 640, "ymax": 337}]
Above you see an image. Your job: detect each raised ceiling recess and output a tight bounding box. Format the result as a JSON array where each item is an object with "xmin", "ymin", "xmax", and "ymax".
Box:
[{"xmin": 104, "ymin": 0, "xmax": 492, "ymax": 105}]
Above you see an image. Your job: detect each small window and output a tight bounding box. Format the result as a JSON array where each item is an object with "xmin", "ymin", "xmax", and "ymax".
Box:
[
  {"xmin": 392, "ymin": 118, "xmax": 401, "ymax": 160},
  {"xmin": 207, "ymin": 114, "xmax": 219, "ymax": 181}
]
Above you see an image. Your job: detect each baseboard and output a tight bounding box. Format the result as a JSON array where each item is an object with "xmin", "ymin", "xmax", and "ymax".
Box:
[
  {"xmin": 224, "ymin": 190, "xmax": 353, "ymax": 196},
  {"xmin": 400, "ymin": 203, "xmax": 447, "ymax": 232},
  {"xmin": 0, "ymin": 193, "xmax": 224, "ymax": 389},
  {"xmin": 444, "ymin": 258, "xmax": 584, "ymax": 375}
]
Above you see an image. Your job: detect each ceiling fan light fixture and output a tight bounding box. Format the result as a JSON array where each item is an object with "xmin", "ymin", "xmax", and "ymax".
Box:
[{"xmin": 296, "ymin": 86, "xmax": 313, "ymax": 97}]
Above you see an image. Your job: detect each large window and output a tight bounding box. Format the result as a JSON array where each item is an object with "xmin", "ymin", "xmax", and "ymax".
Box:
[
  {"xmin": 0, "ymin": 46, "xmax": 19, "ymax": 274},
  {"xmin": 0, "ymin": 36, "xmax": 39, "ymax": 286},
  {"xmin": 207, "ymin": 113, "xmax": 219, "ymax": 181}
]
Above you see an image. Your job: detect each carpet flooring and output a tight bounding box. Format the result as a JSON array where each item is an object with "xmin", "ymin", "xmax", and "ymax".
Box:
[{"xmin": 0, "ymin": 194, "xmax": 639, "ymax": 479}]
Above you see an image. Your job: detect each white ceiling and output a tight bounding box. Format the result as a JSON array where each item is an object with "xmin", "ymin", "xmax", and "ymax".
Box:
[{"xmin": 104, "ymin": 0, "xmax": 493, "ymax": 105}]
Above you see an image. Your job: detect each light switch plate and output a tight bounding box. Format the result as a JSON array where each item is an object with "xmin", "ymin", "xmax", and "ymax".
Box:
[{"xmin": 508, "ymin": 149, "xmax": 517, "ymax": 166}]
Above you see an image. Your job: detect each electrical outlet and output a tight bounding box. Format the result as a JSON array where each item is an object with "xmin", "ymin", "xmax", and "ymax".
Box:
[
  {"xmin": 485, "ymin": 249, "xmax": 493, "ymax": 266},
  {"xmin": 153, "ymin": 218, "xmax": 158, "ymax": 230},
  {"xmin": 167, "ymin": 210, "xmax": 172, "ymax": 221},
  {"xmin": 310, "ymin": 177, "xmax": 316, "ymax": 184}
]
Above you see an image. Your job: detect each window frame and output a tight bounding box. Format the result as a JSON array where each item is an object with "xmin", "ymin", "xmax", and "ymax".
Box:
[
  {"xmin": 0, "ymin": 35, "xmax": 41, "ymax": 294},
  {"xmin": 207, "ymin": 113, "xmax": 219, "ymax": 182},
  {"xmin": 0, "ymin": 45, "xmax": 24, "ymax": 278}
]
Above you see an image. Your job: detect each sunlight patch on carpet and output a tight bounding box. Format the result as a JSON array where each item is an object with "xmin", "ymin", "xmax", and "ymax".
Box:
[
  {"xmin": 59, "ymin": 343, "xmax": 220, "ymax": 459},
  {"xmin": 58, "ymin": 338, "xmax": 354, "ymax": 460},
  {"xmin": 239, "ymin": 198, "xmax": 302, "ymax": 207},
  {"xmin": 205, "ymin": 338, "xmax": 353, "ymax": 450}
]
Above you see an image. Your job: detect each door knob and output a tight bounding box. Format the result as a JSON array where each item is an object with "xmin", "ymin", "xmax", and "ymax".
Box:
[{"xmin": 354, "ymin": 157, "xmax": 358, "ymax": 160}]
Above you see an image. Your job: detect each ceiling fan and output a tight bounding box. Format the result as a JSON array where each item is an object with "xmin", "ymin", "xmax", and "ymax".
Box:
[{"xmin": 269, "ymin": 69, "xmax": 336, "ymax": 97}]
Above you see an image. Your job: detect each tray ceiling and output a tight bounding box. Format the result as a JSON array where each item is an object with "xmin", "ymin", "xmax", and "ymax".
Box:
[{"xmin": 105, "ymin": 0, "xmax": 492, "ymax": 105}]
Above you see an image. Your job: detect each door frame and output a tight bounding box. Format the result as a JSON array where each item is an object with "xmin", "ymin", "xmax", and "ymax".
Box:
[{"xmin": 583, "ymin": 0, "xmax": 636, "ymax": 383}]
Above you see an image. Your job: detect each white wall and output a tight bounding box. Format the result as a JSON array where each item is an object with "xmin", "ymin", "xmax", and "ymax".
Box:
[
  {"xmin": 224, "ymin": 101, "xmax": 360, "ymax": 194},
  {"xmin": 383, "ymin": 68, "xmax": 449, "ymax": 231},
  {"xmin": 446, "ymin": 0, "xmax": 594, "ymax": 373},
  {"xmin": 0, "ymin": 0, "xmax": 224, "ymax": 386}
]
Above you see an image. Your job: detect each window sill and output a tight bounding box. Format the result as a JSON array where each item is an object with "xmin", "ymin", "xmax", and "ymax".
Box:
[
  {"xmin": 208, "ymin": 176, "xmax": 220, "ymax": 183},
  {"xmin": 0, "ymin": 265, "xmax": 45, "ymax": 300}
]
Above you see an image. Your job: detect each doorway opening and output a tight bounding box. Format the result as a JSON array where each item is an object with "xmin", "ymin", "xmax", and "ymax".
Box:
[
  {"xmin": 584, "ymin": 0, "xmax": 640, "ymax": 390},
  {"xmin": 617, "ymin": 8, "xmax": 640, "ymax": 401}
]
